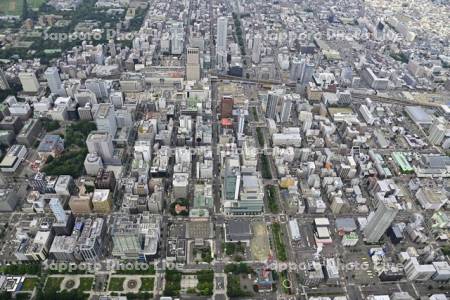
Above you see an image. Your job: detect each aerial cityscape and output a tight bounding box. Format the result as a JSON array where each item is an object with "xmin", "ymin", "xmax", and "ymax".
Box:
[{"xmin": 0, "ymin": 0, "xmax": 449, "ymax": 299}]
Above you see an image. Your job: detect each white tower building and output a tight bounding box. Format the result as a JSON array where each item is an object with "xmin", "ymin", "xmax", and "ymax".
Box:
[
  {"xmin": 216, "ymin": 16, "xmax": 228, "ymax": 53},
  {"xmin": 45, "ymin": 67, "xmax": 66, "ymax": 96},
  {"xmin": 363, "ymin": 199, "xmax": 398, "ymax": 243}
]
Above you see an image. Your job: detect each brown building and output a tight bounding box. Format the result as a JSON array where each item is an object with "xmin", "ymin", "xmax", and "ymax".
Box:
[
  {"xmin": 220, "ymin": 96, "xmax": 234, "ymax": 118},
  {"xmin": 69, "ymin": 185, "xmax": 93, "ymax": 214},
  {"xmin": 94, "ymin": 168, "xmax": 116, "ymax": 191}
]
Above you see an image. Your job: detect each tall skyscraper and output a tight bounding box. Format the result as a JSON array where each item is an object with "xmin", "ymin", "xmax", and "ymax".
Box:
[
  {"xmin": 429, "ymin": 117, "xmax": 447, "ymax": 146},
  {"xmin": 290, "ymin": 58, "xmax": 314, "ymax": 84},
  {"xmin": 363, "ymin": 199, "xmax": 398, "ymax": 243},
  {"xmin": 86, "ymin": 131, "xmax": 115, "ymax": 163},
  {"xmin": 75, "ymin": 89, "xmax": 98, "ymax": 106},
  {"xmin": 186, "ymin": 47, "xmax": 201, "ymax": 81},
  {"xmin": 85, "ymin": 78, "xmax": 110, "ymax": 99},
  {"xmin": 19, "ymin": 72, "xmax": 40, "ymax": 93},
  {"xmin": 252, "ymin": 34, "xmax": 262, "ymax": 64},
  {"xmin": 224, "ymin": 158, "xmax": 240, "ymax": 201},
  {"xmin": 94, "ymin": 103, "xmax": 117, "ymax": 137},
  {"xmin": 50, "ymin": 198, "xmax": 67, "ymax": 223},
  {"xmin": 0, "ymin": 68, "xmax": 10, "ymax": 90},
  {"xmin": 216, "ymin": 16, "xmax": 228, "ymax": 53},
  {"xmin": 237, "ymin": 108, "xmax": 245, "ymax": 134},
  {"xmin": 280, "ymin": 95, "xmax": 293, "ymax": 123},
  {"xmin": 170, "ymin": 22, "xmax": 184, "ymax": 55},
  {"xmin": 265, "ymin": 90, "xmax": 283, "ymax": 119},
  {"xmin": 45, "ymin": 67, "xmax": 66, "ymax": 96}
]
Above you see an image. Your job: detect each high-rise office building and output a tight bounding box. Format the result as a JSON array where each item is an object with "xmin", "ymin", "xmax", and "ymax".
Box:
[
  {"xmin": 170, "ymin": 22, "xmax": 184, "ymax": 55},
  {"xmin": 290, "ymin": 58, "xmax": 314, "ymax": 84},
  {"xmin": 94, "ymin": 103, "xmax": 117, "ymax": 137},
  {"xmin": 186, "ymin": 47, "xmax": 201, "ymax": 81},
  {"xmin": 252, "ymin": 34, "xmax": 262, "ymax": 64},
  {"xmin": 224, "ymin": 158, "xmax": 240, "ymax": 201},
  {"xmin": 429, "ymin": 117, "xmax": 447, "ymax": 146},
  {"xmin": 109, "ymin": 91, "xmax": 123, "ymax": 108},
  {"xmin": 76, "ymin": 217, "xmax": 106, "ymax": 261},
  {"xmin": 290, "ymin": 57, "xmax": 303, "ymax": 82},
  {"xmin": 86, "ymin": 131, "xmax": 114, "ymax": 163},
  {"xmin": 19, "ymin": 72, "xmax": 40, "ymax": 93},
  {"xmin": 216, "ymin": 16, "xmax": 228, "ymax": 53},
  {"xmin": 236, "ymin": 108, "xmax": 245, "ymax": 135},
  {"xmin": 280, "ymin": 94, "xmax": 293, "ymax": 123},
  {"xmin": 45, "ymin": 67, "xmax": 66, "ymax": 96},
  {"xmin": 85, "ymin": 78, "xmax": 110, "ymax": 99},
  {"xmin": 363, "ymin": 198, "xmax": 399, "ymax": 243},
  {"xmin": 265, "ymin": 90, "xmax": 283, "ymax": 119},
  {"xmin": 75, "ymin": 89, "xmax": 98, "ymax": 106},
  {"xmin": 49, "ymin": 198, "xmax": 67, "ymax": 223}
]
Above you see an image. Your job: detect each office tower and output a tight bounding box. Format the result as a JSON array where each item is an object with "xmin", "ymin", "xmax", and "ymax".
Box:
[
  {"xmin": 289, "ymin": 58, "xmax": 303, "ymax": 81},
  {"xmin": 75, "ymin": 89, "xmax": 98, "ymax": 106},
  {"xmin": 252, "ymin": 34, "xmax": 262, "ymax": 64},
  {"xmin": 216, "ymin": 50, "xmax": 228, "ymax": 70},
  {"xmin": 290, "ymin": 58, "xmax": 315, "ymax": 84},
  {"xmin": 94, "ymin": 103, "xmax": 117, "ymax": 137},
  {"xmin": 265, "ymin": 90, "xmax": 283, "ymax": 119},
  {"xmin": 85, "ymin": 78, "xmax": 110, "ymax": 99},
  {"xmin": 49, "ymin": 198, "xmax": 67, "ymax": 223},
  {"xmin": 224, "ymin": 158, "xmax": 240, "ymax": 201},
  {"xmin": 86, "ymin": 131, "xmax": 114, "ymax": 163},
  {"xmin": 45, "ymin": 67, "xmax": 65, "ymax": 96},
  {"xmin": 216, "ymin": 16, "xmax": 228, "ymax": 53},
  {"xmin": 237, "ymin": 108, "xmax": 245, "ymax": 135},
  {"xmin": 170, "ymin": 22, "xmax": 184, "ymax": 55},
  {"xmin": 109, "ymin": 91, "xmax": 123, "ymax": 108},
  {"xmin": 115, "ymin": 109, "xmax": 133, "ymax": 128},
  {"xmin": 429, "ymin": 117, "xmax": 447, "ymax": 146},
  {"xmin": 84, "ymin": 152, "xmax": 103, "ymax": 175},
  {"xmin": 78, "ymin": 104, "xmax": 93, "ymax": 120},
  {"xmin": 134, "ymin": 140, "xmax": 152, "ymax": 162},
  {"xmin": 301, "ymin": 61, "xmax": 315, "ymax": 84},
  {"xmin": 0, "ymin": 68, "xmax": 10, "ymax": 90},
  {"xmin": 186, "ymin": 47, "xmax": 201, "ymax": 81},
  {"xmin": 363, "ymin": 199, "xmax": 399, "ymax": 243},
  {"xmin": 280, "ymin": 95, "xmax": 293, "ymax": 123},
  {"xmin": 76, "ymin": 217, "xmax": 105, "ymax": 261},
  {"xmin": 221, "ymin": 96, "xmax": 234, "ymax": 118},
  {"xmin": 19, "ymin": 72, "xmax": 40, "ymax": 93}
]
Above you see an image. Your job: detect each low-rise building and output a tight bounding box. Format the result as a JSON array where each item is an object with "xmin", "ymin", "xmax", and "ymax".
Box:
[
  {"xmin": 0, "ymin": 144, "xmax": 27, "ymax": 173},
  {"xmin": 37, "ymin": 134, "xmax": 64, "ymax": 159}
]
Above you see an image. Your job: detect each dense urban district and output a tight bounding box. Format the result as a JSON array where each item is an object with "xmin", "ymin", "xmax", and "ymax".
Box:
[{"xmin": 0, "ymin": 0, "xmax": 449, "ymax": 299}]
